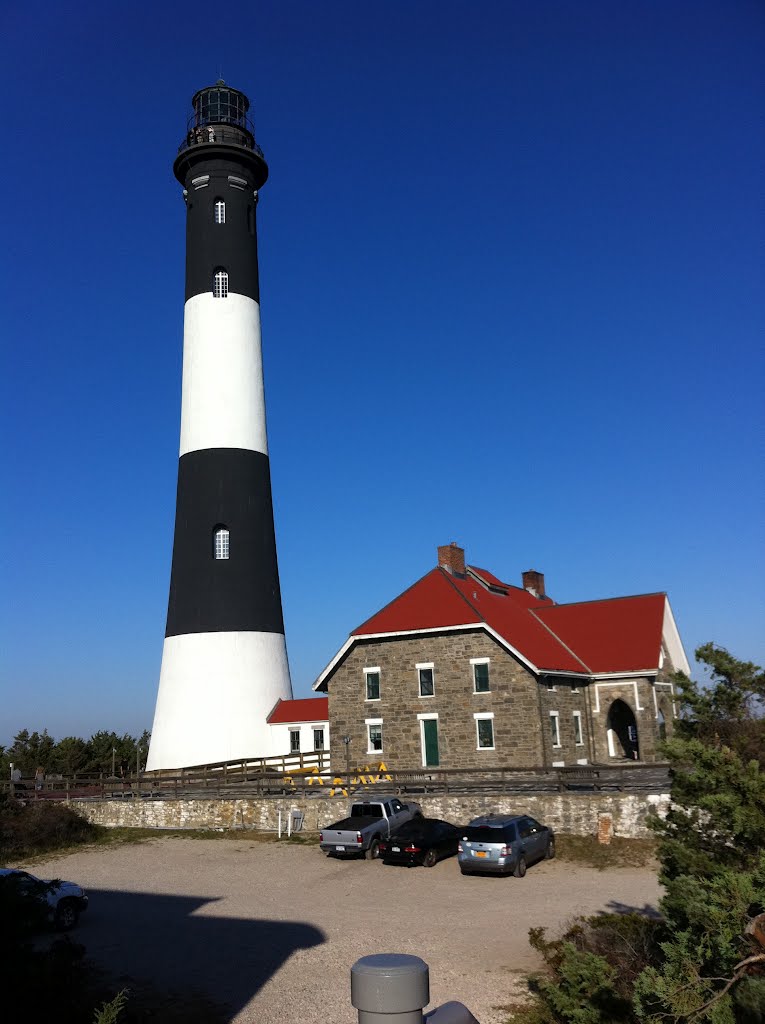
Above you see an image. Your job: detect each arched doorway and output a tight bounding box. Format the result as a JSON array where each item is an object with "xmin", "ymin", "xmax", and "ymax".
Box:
[{"xmin": 606, "ymin": 699, "xmax": 639, "ymax": 760}]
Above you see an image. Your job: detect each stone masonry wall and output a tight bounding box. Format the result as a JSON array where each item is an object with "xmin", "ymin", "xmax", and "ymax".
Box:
[
  {"xmin": 328, "ymin": 632, "xmax": 545, "ymax": 773},
  {"xmin": 537, "ymin": 678, "xmax": 592, "ymax": 765},
  {"xmin": 75, "ymin": 791, "xmax": 670, "ymax": 839}
]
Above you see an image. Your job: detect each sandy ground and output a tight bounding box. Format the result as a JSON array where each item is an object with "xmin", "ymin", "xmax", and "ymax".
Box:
[{"xmin": 25, "ymin": 837, "xmax": 662, "ymax": 1023}]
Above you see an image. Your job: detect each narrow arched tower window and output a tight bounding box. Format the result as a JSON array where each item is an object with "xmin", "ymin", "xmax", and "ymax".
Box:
[
  {"xmin": 214, "ymin": 199, "xmax": 225, "ymax": 224},
  {"xmin": 213, "ymin": 526, "xmax": 230, "ymax": 560},
  {"xmin": 213, "ymin": 269, "xmax": 228, "ymax": 298}
]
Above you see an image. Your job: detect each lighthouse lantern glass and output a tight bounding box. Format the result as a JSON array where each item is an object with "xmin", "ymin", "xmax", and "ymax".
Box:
[{"xmin": 194, "ymin": 87, "xmax": 249, "ymax": 129}]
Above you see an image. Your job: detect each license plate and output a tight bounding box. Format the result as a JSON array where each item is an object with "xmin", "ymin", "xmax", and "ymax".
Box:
[
  {"xmin": 475, "ymin": 850, "xmax": 487, "ymax": 858},
  {"xmin": 392, "ymin": 846, "xmax": 400, "ymax": 852},
  {"xmin": 335, "ymin": 846, "xmax": 345, "ymax": 852}
]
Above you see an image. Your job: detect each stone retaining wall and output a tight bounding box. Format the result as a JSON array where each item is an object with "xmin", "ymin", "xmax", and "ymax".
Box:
[{"xmin": 74, "ymin": 791, "xmax": 669, "ymax": 839}]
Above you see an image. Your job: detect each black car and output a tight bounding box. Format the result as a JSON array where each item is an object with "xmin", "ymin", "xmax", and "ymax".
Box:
[{"xmin": 379, "ymin": 817, "xmax": 461, "ymax": 867}]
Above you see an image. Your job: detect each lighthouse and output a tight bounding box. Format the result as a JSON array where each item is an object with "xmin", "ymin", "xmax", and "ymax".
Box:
[{"xmin": 147, "ymin": 82, "xmax": 293, "ymax": 771}]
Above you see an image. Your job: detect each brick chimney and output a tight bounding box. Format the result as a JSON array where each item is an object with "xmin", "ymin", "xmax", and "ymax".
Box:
[
  {"xmin": 522, "ymin": 569, "xmax": 545, "ymax": 598},
  {"xmin": 438, "ymin": 542, "xmax": 466, "ymax": 576}
]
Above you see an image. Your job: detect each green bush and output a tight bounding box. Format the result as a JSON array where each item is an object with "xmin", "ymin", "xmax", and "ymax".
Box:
[
  {"xmin": 513, "ymin": 914, "xmax": 663, "ymax": 1024},
  {"xmin": 0, "ymin": 793, "xmax": 100, "ymax": 859},
  {"xmin": 512, "ymin": 644, "xmax": 765, "ymax": 1024}
]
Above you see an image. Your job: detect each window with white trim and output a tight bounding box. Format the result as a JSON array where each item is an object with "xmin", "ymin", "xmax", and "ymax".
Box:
[
  {"xmin": 546, "ymin": 678, "xmax": 556, "ymax": 691},
  {"xmin": 213, "ymin": 268, "xmax": 229, "ymax": 298},
  {"xmin": 313, "ymin": 728, "xmax": 325, "ymax": 751},
  {"xmin": 366, "ymin": 720, "xmax": 383, "ymax": 753},
  {"xmin": 571, "ymin": 684, "xmax": 580, "ymax": 693},
  {"xmin": 474, "ymin": 712, "xmax": 495, "ymax": 750},
  {"xmin": 213, "ymin": 526, "xmax": 230, "ymax": 560},
  {"xmin": 364, "ymin": 668, "xmax": 380, "ymax": 701},
  {"xmin": 417, "ymin": 663, "xmax": 435, "ymax": 697},
  {"xmin": 214, "ymin": 199, "xmax": 225, "ymax": 224},
  {"xmin": 550, "ymin": 711, "xmax": 561, "ymax": 748},
  {"xmin": 472, "ymin": 659, "xmax": 490, "ymax": 693},
  {"xmin": 289, "ymin": 729, "xmax": 300, "ymax": 753},
  {"xmin": 573, "ymin": 711, "xmax": 583, "ymax": 746}
]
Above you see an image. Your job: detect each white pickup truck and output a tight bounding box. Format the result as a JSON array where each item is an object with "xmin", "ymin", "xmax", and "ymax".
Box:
[{"xmin": 319, "ymin": 798, "xmax": 422, "ymax": 859}]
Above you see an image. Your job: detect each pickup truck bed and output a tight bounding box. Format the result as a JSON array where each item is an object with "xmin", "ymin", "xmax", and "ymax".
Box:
[{"xmin": 325, "ymin": 815, "xmax": 381, "ymax": 833}]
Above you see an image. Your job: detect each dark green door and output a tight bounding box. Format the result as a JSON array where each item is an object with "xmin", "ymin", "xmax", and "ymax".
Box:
[{"xmin": 423, "ymin": 719, "xmax": 440, "ymax": 766}]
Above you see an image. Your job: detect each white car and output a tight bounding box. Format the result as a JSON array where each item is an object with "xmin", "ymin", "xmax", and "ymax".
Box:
[{"xmin": 0, "ymin": 868, "xmax": 89, "ymax": 929}]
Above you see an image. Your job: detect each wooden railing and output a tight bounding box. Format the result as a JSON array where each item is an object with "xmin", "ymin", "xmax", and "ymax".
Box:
[{"xmin": 1, "ymin": 758, "xmax": 669, "ymax": 802}]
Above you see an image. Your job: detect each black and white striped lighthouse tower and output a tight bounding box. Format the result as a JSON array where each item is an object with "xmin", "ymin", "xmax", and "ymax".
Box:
[{"xmin": 147, "ymin": 82, "xmax": 293, "ymax": 771}]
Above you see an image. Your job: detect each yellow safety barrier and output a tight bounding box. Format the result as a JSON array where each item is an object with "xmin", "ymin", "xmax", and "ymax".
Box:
[
  {"xmin": 327, "ymin": 763, "xmax": 391, "ymax": 797},
  {"xmin": 329, "ymin": 776, "xmax": 348, "ymax": 797}
]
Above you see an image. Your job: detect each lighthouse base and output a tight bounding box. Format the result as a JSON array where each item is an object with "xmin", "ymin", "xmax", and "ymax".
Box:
[{"xmin": 147, "ymin": 631, "xmax": 293, "ymax": 771}]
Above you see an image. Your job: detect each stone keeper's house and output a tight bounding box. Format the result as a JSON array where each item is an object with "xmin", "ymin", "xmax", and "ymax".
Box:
[{"xmin": 313, "ymin": 543, "xmax": 689, "ymax": 773}]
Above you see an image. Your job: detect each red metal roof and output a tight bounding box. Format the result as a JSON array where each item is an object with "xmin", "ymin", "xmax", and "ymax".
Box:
[
  {"xmin": 534, "ymin": 594, "xmax": 665, "ymax": 674},
  {"xmin": 354, "ymin": 569, "xmax": 483, "ymax": 635},
  {"xmin": 352, "ymin": 568, "xmax": 666, "ymax": 676},
  {"xmin": 267, "ymin": 697, "xmax": 328, "ymax": 724}
]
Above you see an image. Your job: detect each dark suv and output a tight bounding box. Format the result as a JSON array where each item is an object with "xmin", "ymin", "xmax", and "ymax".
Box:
[{"xmin": 457, "ymin": 814, "xmax": 555, "ymax": 877}]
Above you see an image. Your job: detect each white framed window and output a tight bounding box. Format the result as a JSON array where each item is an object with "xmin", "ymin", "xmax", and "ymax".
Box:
[
  {"xmin": 546, "ymin": 678, "xmax": 556, "ymax": 691},
  {"xmin": 214, "ymin": 199, "xmax": 226, "ymax": 224},
  {"xmin": 471, "ymin": 658, "xmax": 490, "ymax": 693},
  {"xmin": 573, "ymin": 711, "xmax": 584, "ymax": 746},
  {"xmin": 213, "ymin": 268, "xmax": 229, "ymax": 298},
  {"xmin": 550, "ymin": 711, "xmax": 561, "ymax": 748},
  {"xmin": 313, "ymin": 727, "xmax": 325, "ymax": 751},
  {"xmin": 365, "ymin": 718, "xmax": 383, "ymax": 754},
  {"xmin": 364, "ymin": 668, "xmax": 380, "ymax": 701},
  {"xmin": 417, "ymin": 663, "xmax": 435, "ymax": 698},
  {"xmin": 474, "ymin": 712, "xmax": 495, "ymax": 750},
  {"xmin": 571, "ymin": 684, "xmax": 580, "ymax": 693},
  {"xmin": 213, "ymin": 526, "xmax": 230, "ymax": 560},
  {"xmin": 289, "ymin": 729, "xmax": 301, "ymax": 753}
]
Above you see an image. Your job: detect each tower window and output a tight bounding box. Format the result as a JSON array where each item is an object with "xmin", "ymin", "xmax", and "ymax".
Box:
[
  {"xmin": 213, "ymin": 526, "xmax": 230, "ymax": 560},
  {"xmin": 214, "ymin": 200, "xmax": 225, "ymax": 224},
  {"xmin": 213, "ymin": 269, "xmax": 228, "ymax": 298}
]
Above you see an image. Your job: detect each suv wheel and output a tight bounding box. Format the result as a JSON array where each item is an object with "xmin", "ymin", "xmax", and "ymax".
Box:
[
  {"xmin": 423, "ymin": 848, "xmax": 437, "ymax": 868},
  {"xmin": 54, "ymin": 899, "xmax": 79, "ymax": 930},
  {"xmin": 513, "ymin": 856, "xmax": 527, "ymax": 878},
  {"xmin": 545, "ymin": 838, "xmax": 556, "ymax": 860}
]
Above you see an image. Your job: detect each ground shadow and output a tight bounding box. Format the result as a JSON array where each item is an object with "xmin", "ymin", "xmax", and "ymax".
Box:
[
  {"xmin": 605, "ymin": 899, "xmax": 662, "ymax": 919},
  {"xmin": 77, "ymin": 888, "xmax": 325, "ymax": 1018}
]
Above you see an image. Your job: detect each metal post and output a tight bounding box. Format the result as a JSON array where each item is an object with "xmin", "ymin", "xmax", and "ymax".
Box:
[
  {"xmin": 343, "ymin": 735, "xmax": 352, "ymax": 801},
  {"xmin": 351, "ymin": 954, "xmax": 429, "ymax": 1024}
]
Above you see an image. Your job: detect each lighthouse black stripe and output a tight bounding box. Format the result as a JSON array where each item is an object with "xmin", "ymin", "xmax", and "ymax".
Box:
[
  {"xmin": 165, "ymin": 448, "xmax": 285, "ymax": 637},
  {"xmin": 184, "ymin": 163, "xmax": 261, "ymax": 303}
]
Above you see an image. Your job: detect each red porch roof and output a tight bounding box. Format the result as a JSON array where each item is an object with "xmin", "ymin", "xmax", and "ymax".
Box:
[{"xmin": 267, "ymin": 697, "xmax": 329, "ymax": 724}]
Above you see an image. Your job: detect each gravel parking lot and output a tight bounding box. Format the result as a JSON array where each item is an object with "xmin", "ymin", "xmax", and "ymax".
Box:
[{"xmin": 27, "ymin": 836, "xmax": 662, "ymax": 1023}]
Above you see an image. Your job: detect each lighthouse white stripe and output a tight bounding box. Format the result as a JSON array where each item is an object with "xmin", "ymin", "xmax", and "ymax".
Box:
[
  {"xmin": 179, "ymin": 292, "xmax": 269, "ymax": 457},
  {"xmin": 147, "ymin": 630, "xmax": 293, "ymax": 771}
]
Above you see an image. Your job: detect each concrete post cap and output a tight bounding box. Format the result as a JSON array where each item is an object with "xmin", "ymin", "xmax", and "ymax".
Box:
[{"xmin": 351, "ymin": 953, "xmax": 430, "ymax": 1013}]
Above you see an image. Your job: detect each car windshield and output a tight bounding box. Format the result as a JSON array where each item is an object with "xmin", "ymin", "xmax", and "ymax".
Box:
[{"xmin": 462, "ymin": 825, "xmax": 507, "ymax": 843}]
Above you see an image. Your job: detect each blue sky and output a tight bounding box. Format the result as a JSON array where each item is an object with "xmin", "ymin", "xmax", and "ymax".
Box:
[{"xmin": 2, "ymin": 1, "xmax": 763, "ymax": 745}]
